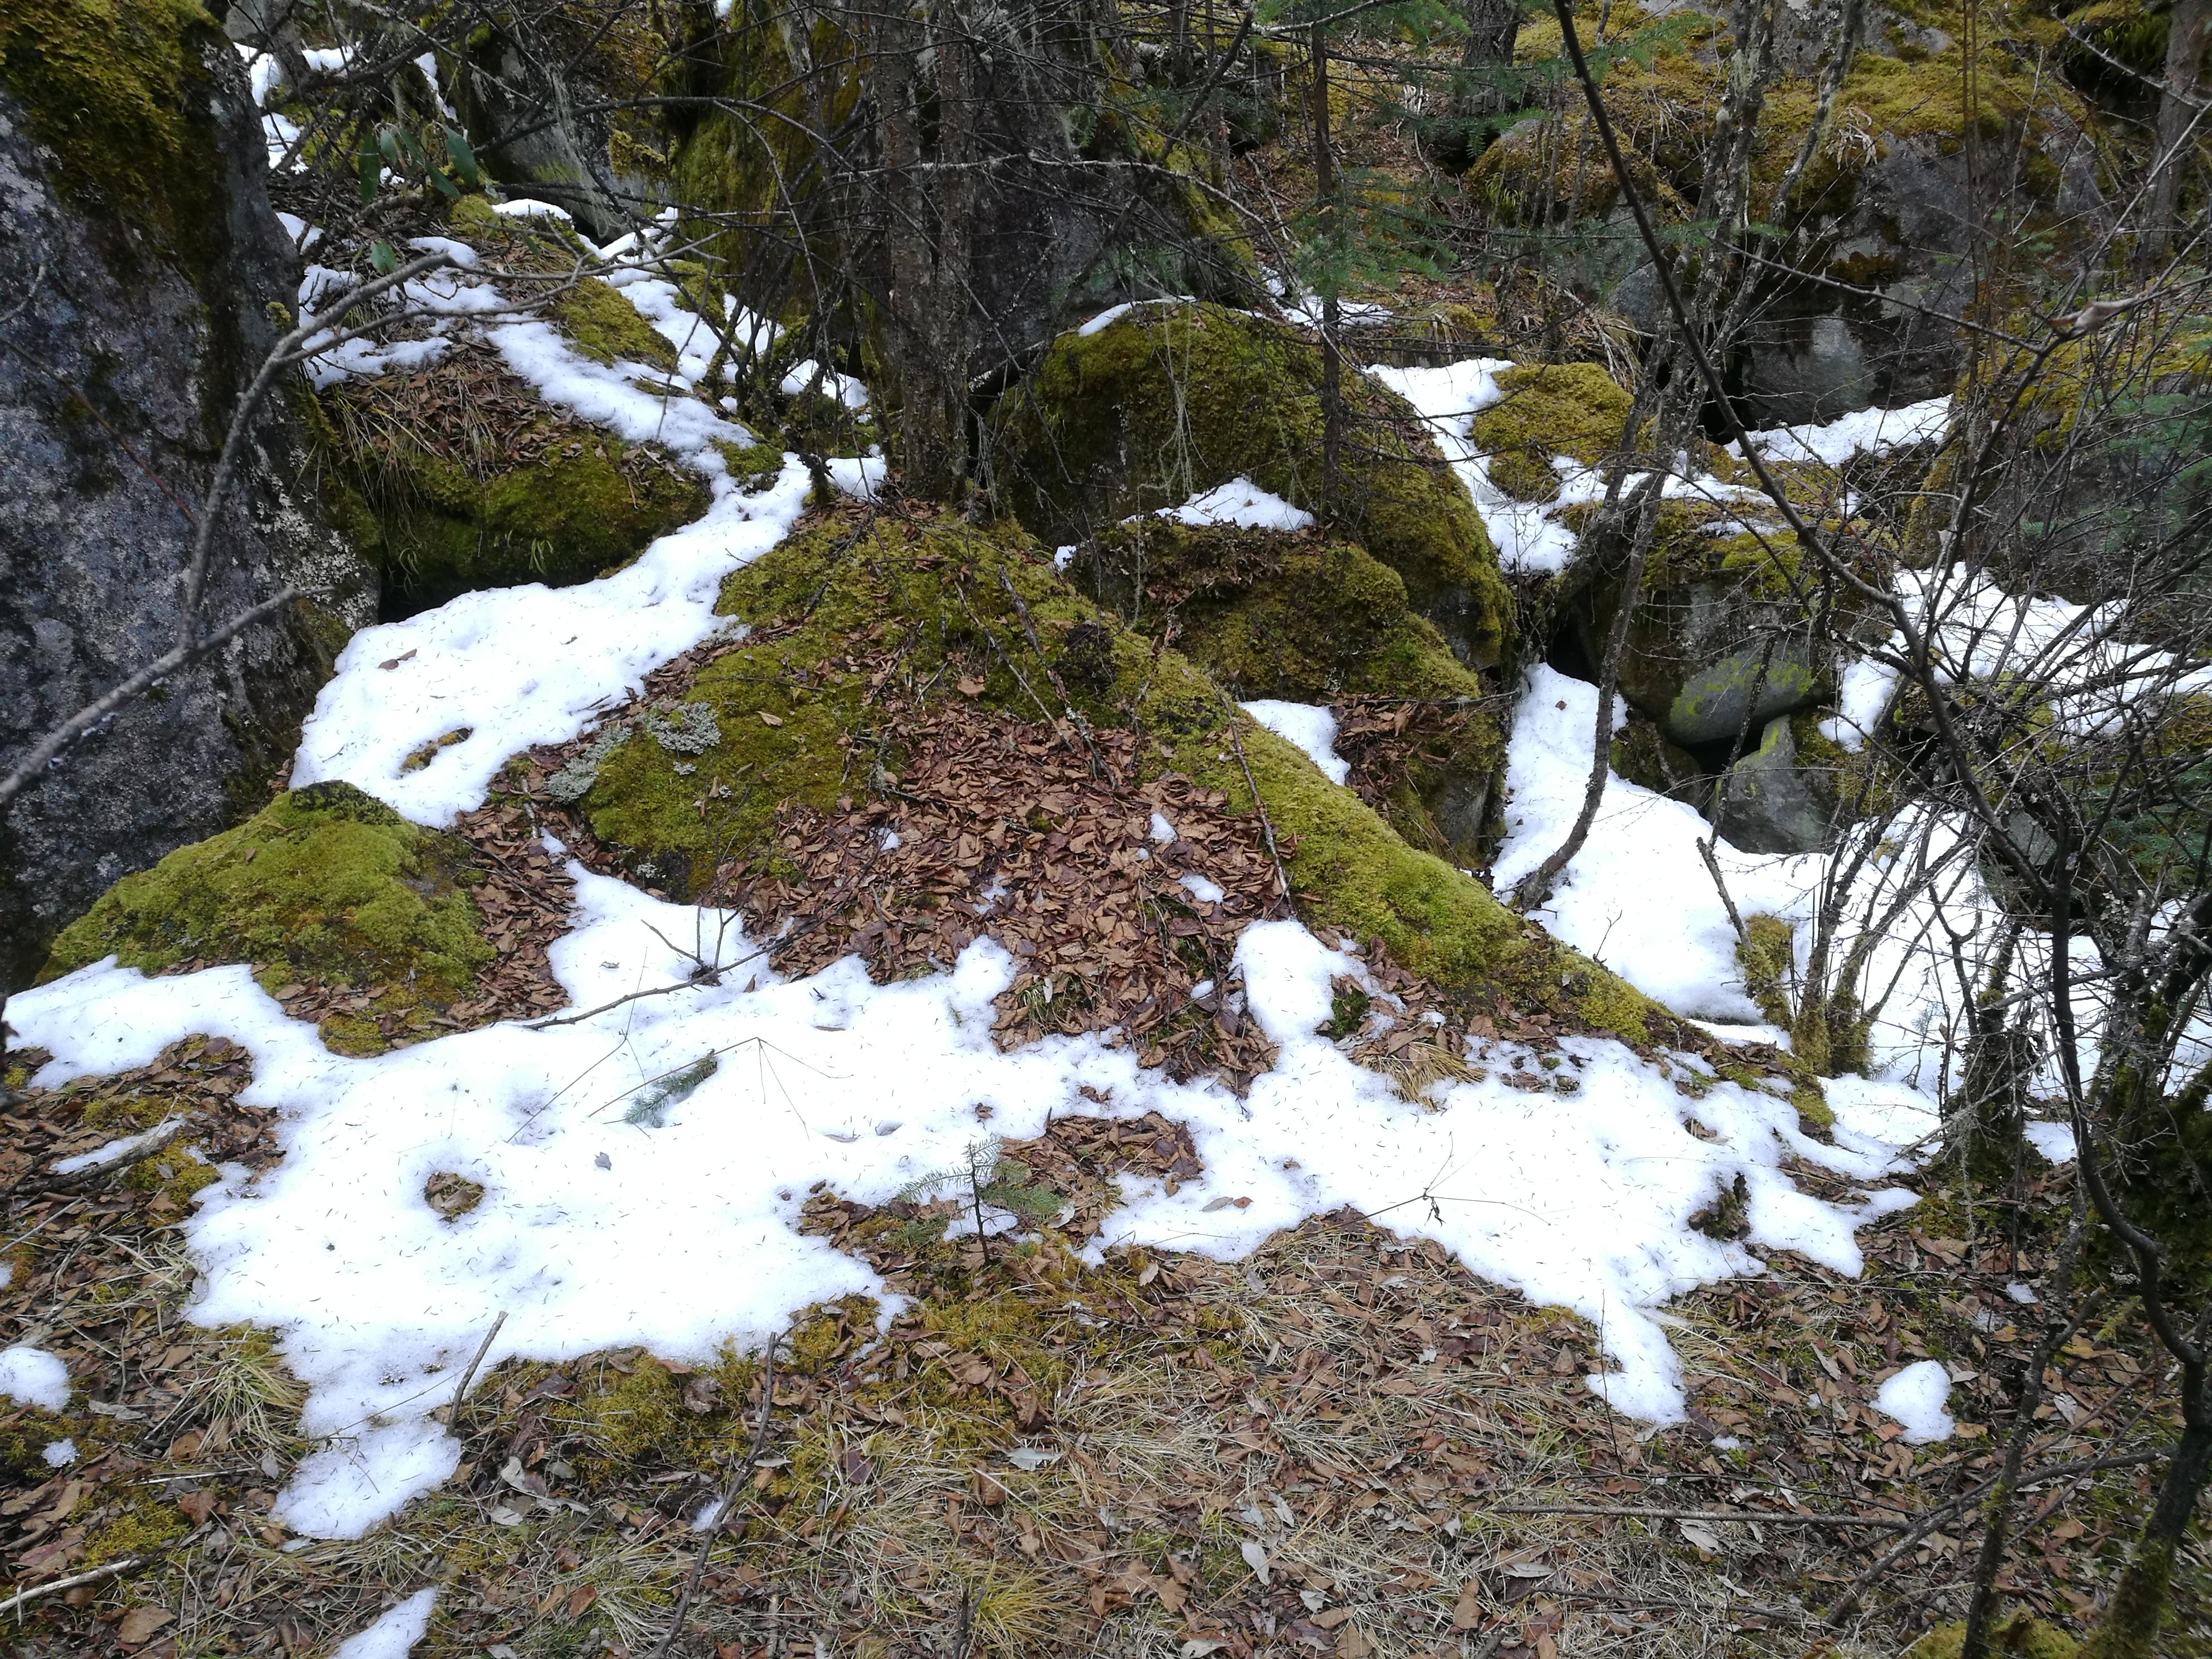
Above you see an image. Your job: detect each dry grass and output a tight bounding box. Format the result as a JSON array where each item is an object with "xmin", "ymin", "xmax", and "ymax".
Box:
[{"xmin": 3, "ymin": 1046, "xmax": 2194, "ymax": 1659}]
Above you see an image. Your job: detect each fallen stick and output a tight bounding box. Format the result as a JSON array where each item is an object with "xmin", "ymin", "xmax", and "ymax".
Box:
[
  {"xmin": 0, "ymin": 1554, "xmax": 149, "ymax": 1618},
  {"xmin": 3, "ymin": 1120, "xmax": 190, "ymax": 1204},
  {"xmin": 440, "ymin": 1311, "xmax": 509, "ymax": 1430},
  {"xmin": 1495, "ymin": 1502, "xmax": 1910, "ymax": 1530}
]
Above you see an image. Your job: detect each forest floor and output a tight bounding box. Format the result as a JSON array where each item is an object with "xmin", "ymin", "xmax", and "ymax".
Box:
[{"xmin": 2, "ymin": 968, "xmax": 2190, "ymax": 1659}]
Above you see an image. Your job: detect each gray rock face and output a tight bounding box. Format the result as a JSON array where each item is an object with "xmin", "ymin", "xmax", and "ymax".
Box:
[
  {"xmin": 0, "ymin": 35, "xmax": 373, "ymax": 988},
  {"xmin": 1713, "ymin": 716, "xmax": 1837, "ymax": 853},
  {"xmin": 1666, "ymin": 644, "xmax": 1826, "ymax": 748}
]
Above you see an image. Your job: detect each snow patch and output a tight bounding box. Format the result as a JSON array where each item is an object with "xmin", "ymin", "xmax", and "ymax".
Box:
[
  {"xmin": 1875, "ymin": 1359, "xmax": 1956, "ymax": 1443},
  {"xmin": 1239, "ymin": 700, "xmax": 1348, "ymax": 784},
  {"xmin": 0, "ymin": 1346, "xmax": 70, "ymax": 1411},
  {"xmin": 332, "ymin": 1589, "xmax": 439, "ymax": 1659},
  {"xmin": 1158, "ymin": 477, "xmax": 1316, "ymax": 532}
]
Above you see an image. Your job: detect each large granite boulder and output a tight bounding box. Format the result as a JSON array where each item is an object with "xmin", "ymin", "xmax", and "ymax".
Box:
[{"xmin": 0, "ymin": 2, "xmax": 373, "ymax": 987}]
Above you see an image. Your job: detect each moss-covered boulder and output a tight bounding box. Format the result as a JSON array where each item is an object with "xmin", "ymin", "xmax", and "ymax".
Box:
[
  {"xmin": 313, "ymin": 348, "xmax": 709, "ymax": 614},
  {"xmin": 1560, "ymin": 499, "xmax": 1862, "ymax": 758},
  {"xmin": 42, "ymin": 782, "xmax": 492, "ymax": 1004},
  {"xmin": 0, "ymin": 0, "xmax": 376, "ymax": 991},
  {"xmin": 1075, "ymin": 516, "xmax": 1504, "ymax": 862},
  {"xmin": 555, "ymin": 506, "xmax": 1657, "ymax": 1041},
  {"xmin": 988, "ymin": 302, "xmax": 1514, "ymax": 672},
  {"xmin": 1474, "ymin": 11, "xmax": 2099, "ymax": 421},
  {"xmin": 1471, "ymin": 362, "xmax": 1636, "ymax": 503}
]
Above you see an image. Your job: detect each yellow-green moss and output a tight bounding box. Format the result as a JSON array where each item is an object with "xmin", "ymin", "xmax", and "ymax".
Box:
[
  {"xmin": 313, "ymin": 380, "xmax": 709, "ymax": 601},
  {"xmin": 551, "ymin": 276, "xmax": 681, "ymax": 373},
  {"xmin": 0, "ymin": 1408, "xmax": 77, "ymax": 1481},
  {"xmin": 575, "ymin": 508, "xmax": 1653, "ymax": 1038},
  {"xmin": 1736, "ymin": 914, "xmax": 1796, "ymax": 1030},
  {"xmin": 42, "ymin": 780, "xmax": 493, "ymax": 1000},
  {"xmin": 1079, "ymin": 520, "xmax": 1505, "ymax": 858},
  {"xmin": 1469, "ymin": 362, "xmax": 1634, "ymax": 504},
  {"xmin": 0, "ymin": 0, "xmax": 225, "ymax": 270},
  {"xmin": 989, "ymin": 302, "xmax": 1513, "ymax": 670},
  {"xmin": 81, "ymin": 1494, "xmax": 189, "ymax": 1566},
  {"xmin": 1906, "ymin": 1614, "xmax": 2079, "ymax": 1659}
]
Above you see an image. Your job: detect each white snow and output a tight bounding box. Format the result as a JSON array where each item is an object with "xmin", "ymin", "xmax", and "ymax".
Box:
[
  {"xmin": 1733, "ymin": 396, "xmax": 1951, "ymax": 468},
  {"xmin": 2006, "ymin": 1281, "xmax": 2039, "ymax": 1305},
  {"xmin": 1180, "ymin": 873, "xmax": 1228, "ymax": 905},
  {"xmin": 4, "ymin": 300, "xmax": 1968, "ymax": 1554},
  {"xmin": 778, "ymin": 358, "xmax": 872, "ymax": 410},
  {"xmin": 2024, "ymin": 1119, "xmax": 2078, "ymax": 1163},
  {"xmin": 1074, "ymin": 298, "xmax": 1200, "ymax": 337},
  {"xmin": 1875, "ymin": 1359, "xmax": 1956, "ymax": 1443},
  {"xmin": 290, "ymin": 276, "xmax": 817, "ymax": 827},
  {"xmin": 1821, "ymin": 656, "xmax": 1901, "ymax": 751},
  {"xmin": 0, "ymin": 1346, "xmax": 70, "ymax": 1411},
  {"xmin": 1240, "ymin": 700, "xmax": 1348, "ymax": 784},
  {"xmin": 41, "ymin": 1439, "xmax": 76, "ymax": 1467},
  {"xmin": 1493, "ymin": 664, "xmax": 1996, "ymax": 1091},
  {"xmin": 1157, "ymin": 478, "xmax": 1315, "ymax": 533},
  {"xmin": 16, "ymin": 863, "xmax": 1940, "ymax": 1531},
  {"xmin": 491, "ymin": 198, "xmax": 574, "ymax": 224},
  {"xmin": 332, "ymin": 1589, "xmax": 439, "ymax": 1659}
]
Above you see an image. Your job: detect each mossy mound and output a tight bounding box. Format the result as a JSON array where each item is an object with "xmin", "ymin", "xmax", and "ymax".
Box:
[
  {"xmin": 988, "ymin": 302, "xmax": 1514, "ymax": 672},
  {"xmin": 1076, "ymin": 517, "xmax": 1504, "ymax": 860},
  {"xmin": 42, "ymin": 781, "xmax": 493, "ymax": 1002},
  {"xmin": 565, "ymin": 506, "xmax": 1656, "ymax": 1039},
  {"xmin": 313, "ymin": 350, "xmax": 709, "ymax": 612},
  {"xmin": 551, "ymin": 276, "xmax": 681, "ymax": 373},
  {"xmin": 1470, "ymin": 362, "xmax": 1634, "ymax": 504}
]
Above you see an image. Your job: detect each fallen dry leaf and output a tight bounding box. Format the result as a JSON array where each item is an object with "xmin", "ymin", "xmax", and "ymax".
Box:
[{"xmin": 117, "ymin": 1606, "xmax": 174, "ymax": 1645}]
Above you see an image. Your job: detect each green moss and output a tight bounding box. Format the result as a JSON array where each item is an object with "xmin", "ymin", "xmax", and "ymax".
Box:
[
  {"xmin": 1908, "ymin": 1614, "xmax": 2079, "ymax": 1659},
  {"xmin": 1469, "ymin": 363, "xmax": 1634, "ymax": 505},
  {"xmin": 0, "ymin": 0, "xmax": 225, "ymax": 271},
  {"xmin": 0, "ymin": 1408, "xmax": 77, "ymax": 1480},
  {"xmin": 81, "ymin": 1494, "xmax": 188, "ymax": 1566},
  {"xmin": 574, "ymin": 508, "xmax": 1653, "ymax": 1039},
  {"xmin": 1078, "ymin": 518, "xmax": 1503, "ymax": 857},
  {"xmin": 313, "ymin": 377, "xmax": 709, "ymax": 603},
  {"xmin": 42, "ymin": 780, "xmax": 493, "ymax": 1003},
  {"xmin": 1791, "ymin": 1079, "xmax": 1835, "ymax": 1136},
  {"xmin": 552, "ymin": 276, "xmax": 681, "ymax": 373},
  {"xmin": 572, "ymin": 1357, "xmax": 692, "ymax": 1464},
  {"xmin": 1736, "ymin": 914, "xmax": 1795, "ymax": 1030},
  {"xmin": 989, "ymin": 302, "xmax": 1513, "ymax": 670},
  {"xmin": 1088, "ymin": 521, "xmax": 1484, "ymax": 704}
]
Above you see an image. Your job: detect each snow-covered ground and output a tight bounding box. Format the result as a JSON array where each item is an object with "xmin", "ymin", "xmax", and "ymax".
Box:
[{"xmin": 11, "ymin": 307, "xmax": 1957, "ymax": 1574}]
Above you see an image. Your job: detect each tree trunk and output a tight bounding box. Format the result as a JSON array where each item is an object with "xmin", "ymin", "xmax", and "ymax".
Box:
[
  {"xmin": 2082, "ymin": 1411, "xmax": 2211, "ymax": 1657},
  {"xmin": 871, "ymin": 0, "xmax": 977, "ymax": 501},
  {"xmin": 2142, "ymin": 0, "xmax": 2208, "ymax": 272},
  {"xmin": 1425, "ymin": 0, "xmax": 1522, "ymax": 171},
  {"xmin": 1311, "ymin": 23, "xmax": 1342, "ymax": 523}
]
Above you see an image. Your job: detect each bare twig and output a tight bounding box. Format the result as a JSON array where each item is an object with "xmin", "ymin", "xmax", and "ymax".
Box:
[
  {"xmin": 1493, "ymin": 1502, "xmax": 1911, "ymax": 1530},
  {"xmin": 652, "ymin": 1336, "xmax": 780, "ymax": 1659},
  {"xmin": 0, "ymin": 1554, "xmax": 152, "ymax": 1618},
  {"xmin": 1218, "ymin": 696, "xmax": 1292, "ymax": 902},
  {"xmin": 439, "ymin": 1311, "xmax": 509, "ymax": 1431}
]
